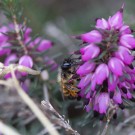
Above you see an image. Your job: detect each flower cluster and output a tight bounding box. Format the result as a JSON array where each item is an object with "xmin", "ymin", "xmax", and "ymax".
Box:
[
  {"xmin": 0, "ymin": 23, "xmax": 57, "ymax": 91},
  {"xmin": 74, "ymin": 5, "xmax": 135, "ymax": 119}
]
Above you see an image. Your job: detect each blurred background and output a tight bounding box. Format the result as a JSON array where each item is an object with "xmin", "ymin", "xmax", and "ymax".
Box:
[
  {"xmin": 1, "ymin": 0, "xmax": 135, "ymax": 135},
  {"xmin": 22, "ymin": 0, "xmax": 135, "ymax": 62}
]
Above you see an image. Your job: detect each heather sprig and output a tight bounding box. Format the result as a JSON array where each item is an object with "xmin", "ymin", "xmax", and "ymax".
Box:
[
  {"xmin": 74, "ymin": 5, "xmax": 135, "ymax": 120},
  {"xmin": 0, "ymin": 0, "xmax": 57, "ymax": 92}
]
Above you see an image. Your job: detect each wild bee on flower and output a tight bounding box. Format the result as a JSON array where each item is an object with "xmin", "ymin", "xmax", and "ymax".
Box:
[{"xmin": 58, "ymin": 55, "xmax": 81, "ymax": 100}]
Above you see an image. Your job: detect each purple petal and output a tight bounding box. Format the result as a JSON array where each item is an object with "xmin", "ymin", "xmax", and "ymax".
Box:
[
  {"xmin": 78, "ymin": 73, "xmax": 92, "ymax": 89},
  {"xmin": 28, "ymin": 37, "xmax": 42, "ymax": 48},
  {"xmin": 4, "ymin": 54, "xmax": 18, "ymax": 66},
  {"xmin": 94, "ymin": 63, "xmax": 109, "ymax": 85},
  {"xmin": 108, "ymin": 57, "xmax": 124, "ymax": 76},
  {"xmin": 24, "ymin": 27, "xmax": 32, "ymax": 40},
  {"xmin": 81, "ymin": 30, "xmax": 102, "ymax": 43},
  {"xmin": 96, "ymin": 18, "xmax": 109, "ymax": 30},
  {"xmin": 120, "ymin": 25, "xmax": 131, "ymax": 35},
  {"xmin": 108, "ymin": 6, "xmax": 123, "ymax": 29},
  {"xmin": 0, "ymin": 26, "xmax": 8, "ymax": 43},
  {"xmin": 19, "ymin": 55, "xmax": 33, "ymax": 68},
  {"xmin": 77, "ymin": 61, "xmax": 95, "ymax": 76},
  {"xmin": 37, "ymin": 39, "xmax": 53, "ymax": 52},
  {"xmin": 120, "ymin": 34, "xmax": 135, "ymax": 49},
  {"xmin": 0, "ymin": 43, "xmax": 11, "ymax": 56},
  {"xmin": 80, "ymin": 45, "xmax": 91, "ymax": 54},
  {"xmin": 82, "ymin": 44, "xmax": 100, "ymax": 61},
  {"xmin": 90, "ymin": 76, "xmax": 96, "ymax": 91},
  {"xmin": 98, "ymin": 93, "xmax": 110, "ymax": 114},
  {"xmin": 113, "ymin": 89, "xmax": 122, "ymax": 104},
  {"xmin": 114, "ymin": 46, "xmax": 133, "ymax": 65}
]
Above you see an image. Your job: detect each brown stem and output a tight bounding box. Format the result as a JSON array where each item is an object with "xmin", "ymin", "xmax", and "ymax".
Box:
[{"xmin": 12, "ymin": 15, "xmax": 28, "ymax": 55}]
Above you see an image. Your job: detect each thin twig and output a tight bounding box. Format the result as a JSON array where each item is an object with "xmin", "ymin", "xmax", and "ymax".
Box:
[
  {"xmin": 10, "ymin": 66, "xmax": 60, "ymax": 135},
  {"xmin": 0, "ymin": 64, "xmax": 40, "ymax": 79},
  {"xmin": 101, "ymin": 108, "xmax": 116, "ymax": 135},
  {"xmin": 37, "ymin": 126, "xmax": 61, "ymax": 135},
  {"xmin": 41, "ymin": 100, "xmax": 80, "ymax": 135},
  {"xmin": 12, "ymin": 15, "xmax": 28, "ymax": 54},
  {"xmin": 43, "ymin": 84, "xmax": 49, "ymax": 101},
  {"xmin": 0, "ymin": 120, "xmax": 21, "ymax": 135},
  {"xmin": 116, "ymin": 114, "xmax": 135, "ymax": 131}
]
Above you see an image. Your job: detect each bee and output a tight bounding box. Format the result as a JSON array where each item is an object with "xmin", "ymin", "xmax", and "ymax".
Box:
[{"xmin": 58, "ymin": 56, "xmax": 81, "ymax": 100}]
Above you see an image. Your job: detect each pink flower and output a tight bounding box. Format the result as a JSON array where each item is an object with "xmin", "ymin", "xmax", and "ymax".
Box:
[
  {"xmin": 94, "ymin": 64, "xmax": 109, "ymax": 85},
  {"xmin": 77, "ymin": 61, "xmax": 95, "ymax": 76},
  {"xmin": 96, "ymin": 18, "xmax": 109, "ymax": 30},
  {"xmin": 0, "ymin": 43, "xmax": 11, "ymax": 56},
  {"xmin": 120, "ymin": 34, "xmax": 135, "ymax": 49},
  {"xmin": 72, "ymin": 4, "xmax": 135, "ymax": 118},
  {"xmin": 78, "ymin": 74, "xmax": 92, "ymax": 89},
  {"xmin": 0, "ymin": 26, "xmax": 8, "ymax": 43},
  {"xmin": 37, "ymin": 39, "xmax": 52, "ymax": 52},
  {"xmin": 4, "ymin": 54, "xmax": 18, "ymax": 66},
  {"xmin": 113, "ymin": 90, "xmax": 122, "ymax": 104},
  {"xmin": 120, "ymin": 25, "xmax": 131, "ymax": 35},
  {"xmin": 81, "ymin": 30, "xmax": 102, "ymax": 43},
  {"xmin": 81, "ymin": 44, "xmax": 100, "ymax": 61},
  {"xmin": 108, "ymin": 6, "xmax": 123, "ymax": 29},
  {"xmin": 19, "ymin": 55, "xmax": 33, "ymax": 76},
  {"xmin": 19, "ymin": 55, "xmax": 33, "ymax": 68},
  {"xmin": 108, "ymin": 57, "xmax": 124, "ymax": 76},
  {"xmin": 24, "ymin": 28, "xmax": 32, "ymax": 40},
  {"xmin": 98, "ymin": 93, "xmax": 110, "ymax": 114},
  {"xmin": 114, "ymin": 46, "xmax": 133, "ymax": 65}
]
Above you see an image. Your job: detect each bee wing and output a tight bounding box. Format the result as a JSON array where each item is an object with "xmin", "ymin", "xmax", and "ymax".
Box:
[{"xmin": 57, "ymin": 68, "xmax": 66, "ymax": 100}]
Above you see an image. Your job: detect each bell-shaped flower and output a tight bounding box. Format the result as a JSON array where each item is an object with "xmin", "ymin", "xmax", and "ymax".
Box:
[
  {"xmin": 77, "ymin": 61, "xmax": 95, "ymax": 76},
  {"xmin": 90, "ymin": 76, "xmax": 97, "ymax": 92},
  {"xmin": 24, "ymin": 27, "xmax": 32, "ymax": 40},
  {"xmin": 113, "ymin": 89, "xmax": 122, "ymax": 104},
  {"xmin": 94, "ymin": 64, "xmax": 109, "ymax": 85},
  {"xmin": 108, "ymin": 57, "xmax": 124, "ymax": 76},
  {"xmin": 0, "ymin": 43, "xmax": 11, "ymax": 56},
  {"xmin": 120, "ymin": 25, "xmax": 131, "ymax": 35},
  {"xmin": 0, "ymin": 26, "xmax": 8, "ymax": 43},
  {"xmin": 108, "ymin": 6, "xmax": 123, "ymax": 29},
  {"xmin": 96, "ymin": 18, "xmax": 109, "ymax": 30},
  {"xmin": 19, "ymin": 55, "xmax": 33, "ymax": 76},
  {"xmin": 114, "ymin": 46, "xmax": 134, "ymax": 65},
  {"xmin": 37, "ymin": 39, "xmax": 53, "ymax": 52},
  {"xmin": 4, "ymin": 54, "xmax": 18, "ymax": 66},
  {"xmin": 81, "ymin": 30, "xmax": 102, "ymax": 43},
  {"xmin": 82, "ymin": 44, "xmax": 100, "ymax": 61},
  {"xmin": 120, "ymin": 34, "xmax": 135, "ymax": 49},
  {"xmin": 19, "ymin": 55, "xmax": 33, "ymax": 68},
  {"xmin": 78, "ymin": 73, "xmax": 92, "ymax": 89},
  {"xmin": 80, "ymin": 45, "xmax": 91, "ymax": 55},
  {"xmin": 98, "ymin": 93, "xmax": 110, "ymax": 114}
]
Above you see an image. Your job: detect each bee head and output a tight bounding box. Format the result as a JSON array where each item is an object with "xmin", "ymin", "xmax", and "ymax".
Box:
[{"xmin": 61, "ymin": 58, "xmax": 73, "ymax": 70}]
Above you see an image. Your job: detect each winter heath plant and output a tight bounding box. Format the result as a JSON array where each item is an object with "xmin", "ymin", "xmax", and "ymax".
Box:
[
  {"xmin": 74, "ymin": 5, "xmax": 135, "ymax": 120},
  {"xmin": 0, "ymin": 23, "xmax": 57, "ymax": 92}
]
